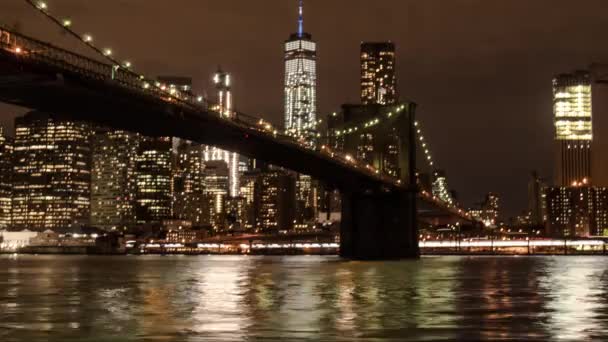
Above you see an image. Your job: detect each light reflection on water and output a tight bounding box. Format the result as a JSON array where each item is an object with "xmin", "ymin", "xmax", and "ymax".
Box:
[{"xmin": 1, "ymin": 255, "xmax": 608, "ymax": 341}]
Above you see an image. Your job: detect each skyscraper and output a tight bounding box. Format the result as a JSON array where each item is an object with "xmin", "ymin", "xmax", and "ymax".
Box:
[
  {"xmin": 528, "ymin": 171, "xmax": 547, "ymax": 226},
  {"xmin": 284, "ymin": 0, "xmax": 317, "ymax": 145},
  {"xmin": 553, "ymin": 71, "xmax": 593, "ymax": 186},
  {"xmin": 91, "ymin": 130, "xmax": 139, "ymax": 231},
  {"xmin": 173, "ymin": 141, "xmax": 210, "ymax": 227},
  {"xmin": 135, "ymin": 136, "xmax": 172, "ymax": 223},
  {"xmin": 204, "ymin": 160, "xmax": 229, "ymax": 230},
  {"xmin": 432, "ymin": 170, "xmax": 454, "ymax": 206},
  {"xmin": 0, "ymin": 127, "xmax": 12, "ymax": 229},
  {"xmin": 361, "ymin": 42, "xmax": 397, "ymax": 105},
  {"xmin": 206, "ymin": 68, "xmax": 240, "ymax": 197},
  {"xmin": 12, "ymin": 112, "xmax": 91, "ymax": 231},
  {"xmin": 255, "ymin": 170, "xmax": 296, "ymax": 231},
  {"xmin": 546, "ymin": 184, "xmax": 608, "ymax": 237}
]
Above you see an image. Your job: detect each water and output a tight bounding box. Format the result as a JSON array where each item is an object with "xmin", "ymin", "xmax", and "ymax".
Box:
[{"xmin": 1, "ymin": 255, "xmax": 608, "ymax": 341}]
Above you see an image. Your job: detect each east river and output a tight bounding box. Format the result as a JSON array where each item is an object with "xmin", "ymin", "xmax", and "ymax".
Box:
[{"xmin": 1, "ymin": 255, "xmax": 608, "ymax": 341}]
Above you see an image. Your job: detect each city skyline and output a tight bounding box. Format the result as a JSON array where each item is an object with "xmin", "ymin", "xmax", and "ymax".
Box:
[{"xmin": 1, "ymin": 1, "xmax": 608, "ymax": 215}]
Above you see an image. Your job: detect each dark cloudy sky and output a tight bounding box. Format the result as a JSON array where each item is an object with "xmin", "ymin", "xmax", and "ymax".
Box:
[{"xmin": 2, "ymin": 0, "xmax": 608, "ymax": 217}]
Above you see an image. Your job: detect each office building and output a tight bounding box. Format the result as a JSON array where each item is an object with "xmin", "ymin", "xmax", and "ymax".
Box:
[
  {"xmin": 528, "ymin": 171, "xmax": 547, "ymax": 226},
  {"xmin": 135, "ymin": 136, "xmax": 172, "ymax": 223},
  {"xmin": 553, "ymin": 71, "xmax": 593, "ymax": 186},
  {"xmin": 255, "ymin": 170, "xmax": 296, "ymax": 231},
  {"xmin": 432, "ymin": 170, "xmax": 454, "ymax": 205},
  {"xmin": 361, "ymin": 42, "xmax": 396, "ymax": 105},
  {"xmin": 91, "ymin": 129, "xmax": 139, "ymax": 231},
  {"xmin": 0, "ymin": 127, "xmax": 12, "ymax": 229},
  {"xmin": 173, "ymin": 141, "xmax": 211, "ymax": 227},
  {"xmin": 204, "ymin": 160, "xmax": 229, "ymax": 230},
  {"xmin": 12, "ymin": 111, "xmax": 91, "ymax": 231},
  {"xmin": 546, "ymin": 184, "xmax": 608, "ymax": 237},
  {"xmin": 284, "ymin": 0, "xmax": 317, "ymax": 145}
]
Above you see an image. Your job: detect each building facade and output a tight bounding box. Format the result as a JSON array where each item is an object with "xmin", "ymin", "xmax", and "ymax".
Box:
[
  {"xmin": 546, "ymin": 185, "xmax": 608, "ymax": 237},
  {"xmin": 255, "ymin": 170, "xmax": 296, "ymax": 231},
  {"xmin": 91, "ymin": 130, "xmax": 139, "ymax": 231},
  {"xmin": 432, "ymin": 170, "xmax": 454, "ymax": 206},
  {"xmin": 553, "ymin": 71, "xmax": 593, "ymax": 186},
  {"xmin": 12, "ymin": 112, "xmax": 92, "ymax": 231},
  {"xmin": 361, "ymin": 42, "xmax": 397, "ymax": 105},
  {"xmin": 0, "ymin": 127, "xmax": 12, "ymax": 229},
  {"xmin": 135, "ymin": 136, "xmax": 173, "ymax": 224},
  {"xmin": 284, "ymin": 0, "xmax": 317, "ymax": 145},
  {"xmin": 204, "ymin": 160, "xmax": 229, "ymax": 230},
  {"xmin": 173, "ymin": 142, "xmax": 211, "ymax": 227}
]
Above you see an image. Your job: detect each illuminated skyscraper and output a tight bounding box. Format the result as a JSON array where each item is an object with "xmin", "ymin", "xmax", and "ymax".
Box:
[
  {"xmin": 206, "ymin": 68, "xmax": 240, "ymax": 197},
  {"xmin": 546, "ymin": 184, "xmax": 608, "ymax": 237},
  {"xmin": 135, "ymin": 136, "xmax": 172, "ymax": 223},
  {"xmin": 12, "ymin": 112, "xmax": 91, "ymax": 231},
  {"xmin": 255, "ymin": 170, "xmax": 296, "ymax": 231},
  {"xmin": 91, "ymin": 129, "xmax": 139, "ymax": 231},
  {"xmin": 284, "ymin": 0, "xmax": 317, "ymax": 145},
  {"xmin": 204, "ymin": 160, "xmax": 229, "ymax": 230},
  {"xmin": 553, "ymin": 71, "xmax": 593, "ymax": 186},
  {"xmin": 173, "ymin": 141, "xmax": 210, "ymax": 227},
  {"xmin": 432, "ymin": 170, "xmax": 454, "ymax": 206},
  {"xmin": 361, "ymin": 42, "xmax": 397, "ymax": 105},
  {"xmin": 0, "ymin": 127, "xmax": 12, "ymax": 229}
]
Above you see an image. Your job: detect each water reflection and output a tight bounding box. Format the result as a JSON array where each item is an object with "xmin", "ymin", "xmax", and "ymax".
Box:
[{"xmin": 1, "ymin": 255, "xmax": 608, "ymax": 341}]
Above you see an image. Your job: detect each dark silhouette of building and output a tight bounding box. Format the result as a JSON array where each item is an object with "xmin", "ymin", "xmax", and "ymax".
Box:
[
  {"xmin": 135, "ymin": 136, "xmax": 172, "ymax": 224},
  {"xmin": 255, "ymin": 169, "xmax": 296, "ymax": 231}
]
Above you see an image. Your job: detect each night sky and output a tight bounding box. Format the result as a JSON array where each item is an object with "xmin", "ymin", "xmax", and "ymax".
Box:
[{"xmin": 2, "ymin": 0, "xmax": 608, "ymax": 217}]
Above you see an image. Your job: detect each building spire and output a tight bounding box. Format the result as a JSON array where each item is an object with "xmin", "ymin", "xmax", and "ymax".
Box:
[{"xmin": 298, "ymin": 0, "xmax": 304, "ymax": 37}]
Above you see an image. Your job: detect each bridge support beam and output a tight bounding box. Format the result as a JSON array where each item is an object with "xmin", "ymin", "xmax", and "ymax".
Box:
[{"xmin": 340, "ymin": 189, "xmax": 419, "ymax": 260}]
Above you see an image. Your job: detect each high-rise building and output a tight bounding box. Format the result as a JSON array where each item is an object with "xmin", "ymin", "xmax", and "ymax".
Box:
[
  {"xmin": 546, "ymin": 184, "xmax": 608, "ymax": 237},
  {"xmin": 528, "ymin": 171, "xmax": 547, "ymax": 226},
  {"xmin": 206, "ymin": 68, "xmax": 240, "ymax": 197},
  {"xmin": 0, "ymin": 126, "xmax": 12, "ymax": 229},
  {"xmin": 173, "ymin": 142, "xmax": 210, "ymax": 227},
  {"xmin": 91, "ymin": 129, "xmax": 139, "ymax": 231},
  {"xmin": 590, "ymin": 64, "xmax": 608, "ymax": 186},
  {"xmin": 12, "ymin": 111, "xmax": 91, "ymax": 231},
  {"xmin": 553, "ymin": 71, "xmax": 593, "ymax": 186},
  {"xmin": 361, "ymin": 42, "xmax": 397, "ymax": 105},
  {"xmin": 284, "ymin": 0, "xmax": 317, "ymax": 145},
  {"xmin": 432, "ymin": 170, "xmax": 454, "ymax": 205},
  {"xmin": 204, "ymin": 160, "xmax": 229, "ymax": 230},
  {"xmin": 468, "ymin": 192, "xmax": 500, "ymax": 227},
  {"xmin": 295, "ymin": 174, "xmax": 317, "ymax": 227},
  {"xmin": 135, "ymin": 136, "xmax": 172, "ymax": 224},
  {"xmin": 255, "ymin": 169, "xmax": 296, "ymax": 231}
]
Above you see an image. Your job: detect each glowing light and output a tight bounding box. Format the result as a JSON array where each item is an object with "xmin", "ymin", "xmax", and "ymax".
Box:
[
  {"xmin": 103, "ymin": 48, "xmax": 112, "ymax": 56},
  {"xmin": 83, "ymin": 34, "xmax": 93, "ymax": 43},
  {"xmin": 123, "ymin": 61, "xmax": 132, "ymax": 68},
  {"xmin": 37, "ymin": 1, "xmax": 47, "ymax": 10},
  {"xmin": 62, "ymin": 19, "xmax": 72, "ymax": 27}
]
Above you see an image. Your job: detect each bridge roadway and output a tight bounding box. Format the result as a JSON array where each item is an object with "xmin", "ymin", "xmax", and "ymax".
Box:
[{"xmin": 0, "ymin": 27, "xmax": 473, "ymax": 259}]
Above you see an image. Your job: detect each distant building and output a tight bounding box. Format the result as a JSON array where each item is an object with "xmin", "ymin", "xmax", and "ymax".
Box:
[
  {"xmin": 240, "ymin": 170, "xmax": 260, "ymax": 230},
  {"xmin": 284, "ymin": 0, "xmax": 317, "ymax": 145},
  {"xmin": 205, "ymin": 68, "xmax": 240, "ymax": 197},
  {"xmin": 295, "ymin": 174, "xmax": 317, "ymax": 226},
  {"xmin": 91, "ymin": 129, "xmax": 139, "ymax": 231},
  {"xmin": 528, "ymin": 171, "xmax": 547, "ymax": 226},
  {"xmin": 12, "ymin": 111, "xmax": 92, "ymax": 231},
  {"xmin": 432, "ymin": 170, "xmax": 454, "ymax": 205},
  {"xmin": 469, "ymin": 192, "xmax": 500, "ymax": 226},
  {"xmin": 361, "ymin": 42, "xmax": 397, "ymax": 105},
  {"xmin": 135, "ymin": 136, "xmax": 172, "ymax": 224},
  {"xmin": 553, "ymin": 71, "xmax": 593, "ymax": 186},
  {"xmin": 173, "ymin": 141, "xmax": 210, "ymax": 227},
  {"xmin": 255, "ymin": 170, "xmax": 296, "ymax": 231},
  {"xmin": 546, "ymin": 184, "xmax": 608, "ymax": 237},
  {"xmin": 0, "ymin": 127, "xmax": 12, "ymax": 229},
  {"xmin": 328, "ymin": 103, "xmax": 416, "ymax": 180},
  {"xmin": 204, "ymin": 160, "xmax": 229, "ymax": 230}
]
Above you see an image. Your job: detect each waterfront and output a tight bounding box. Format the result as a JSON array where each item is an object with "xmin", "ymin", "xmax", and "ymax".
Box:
[{"xmin": 1, "ymin": 255, "xmax": 608, "ymax": 341}]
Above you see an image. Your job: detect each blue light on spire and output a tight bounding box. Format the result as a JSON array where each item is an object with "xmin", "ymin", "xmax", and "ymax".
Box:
[{"xmin": 298, "ymin": 0, "xmax": 304, "ymax": 37}]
